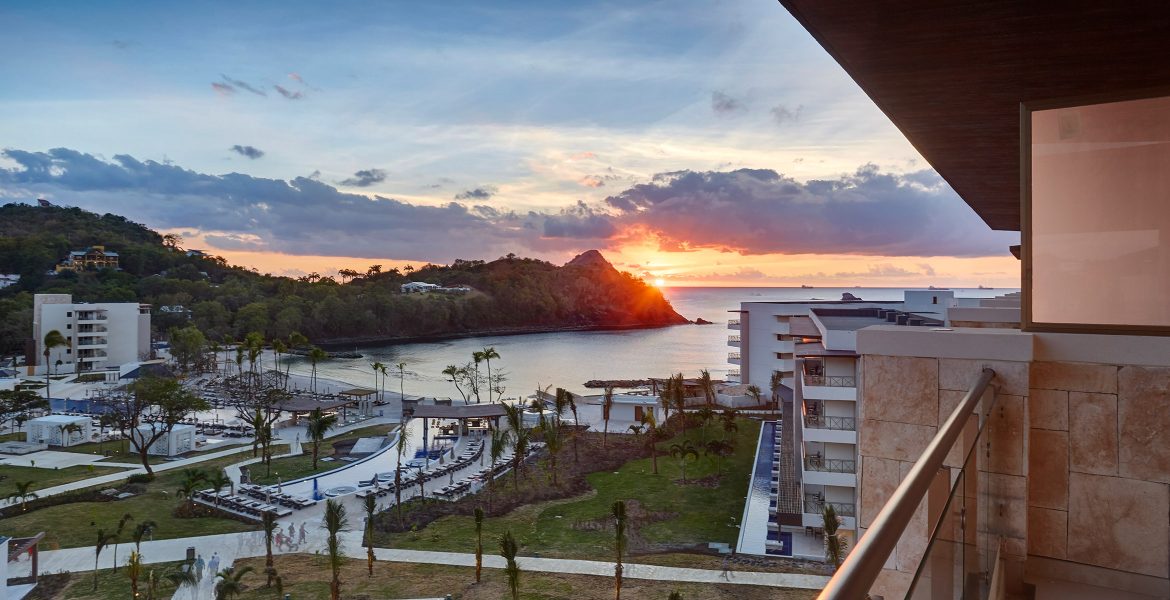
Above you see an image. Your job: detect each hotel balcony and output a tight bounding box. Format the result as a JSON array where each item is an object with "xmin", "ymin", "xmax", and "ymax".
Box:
[
  {"xmin": 79, "ymin": 351, "xmax": 108, "ymax": 362},
  {"xmin": 804, "ymin": 456, "xmax": 856, "ymax": 474},
  {"xmin": 727, "ymin": 319, "xmax": 740, "ymax": 330},
  {"xmin": 76, "ymin": 337, "xmax": 108, "ymax": 349},
  {"xmin": 727, "ymin": 334, "xmax": 740, "ymax": 347},
  {"xmin": 802, "ymin": 452, "xmax": 857, "ymax": 488},
  {"xmin": 726, "ymin": 369, "xmax": 741, "ymax": 382},
  {"xmin": 728, "ymin": 352, "xmax": 741, "ymax": 365},
  {"xmin": 803, "ymin": 498, "xmax": 857, "ymax": 531},
  {"xmin": 802, "ymin": 411, "xmax": 858, "ymax": 444},
  {"xmin": 77, "ymin": 324, "xmax": 107, "ymax": 333},
  {"xmin": 802, "ymin": 372, "xmax": 857, "ymax": 402},
  {"xmin": 77, "ymin": 311, "xmax": 108, "ymax": 323},
  {"xmin": 803, "ymin": 414, "xmax": 856, "ymax": 431}
]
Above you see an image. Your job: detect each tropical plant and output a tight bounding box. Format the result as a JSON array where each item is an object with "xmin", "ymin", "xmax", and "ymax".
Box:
[
  {"xmin": 564, "ymin": 388, "xmax": 581, "ymax": 464},
  {"xmin": 471, "ymin": 351, "xmax": 485, "ymax": 403},
  {"xmin": 176, "ymin": 469, "xmax": 207, "ymax": 510},
  {"xmin": 480, "ymin": 346, "xmax": 500, "ymax": 402},
  {"xmin": 58, "ymin": 422, "xmax": 84, "ymax": 445},
  {"xmin": 613, "ymin": 500, "xmax": 627, "ymax": 600},
  {"xmin": 699, "ymin": 369, "xmax": 716, "ymax": 407},
  {"xmin": 746, "ymin": 384, "xmax": 763, "ymax": 407},
  {"xmin": 443, "ymin": 364, "xmax": 469, "ymax": 404},
  {"xmin": 261, "ymin": 511, "xmax": 277, "ymax": 587},
  {"xmin": 214, "ymin": 565, "xmax": 254, "ymax": 600},
  {"xmin": 111, "ymin": 513, "xmax": 134, "ymax": 573},
  {"xmin": 206, "ymin": 471, "xmax": 232, "ymax": 506},
  {"xmin": 696, "ymin": 405, "xmax": 715, "ymax": 443},
  {"xmin": 502, "ymin": 403, "xmax": 530, "ymax": 491},
  {"xmin": 93, "ymin": 528, "xmax": 115, "ymax": 590},
  {"xmin": 7, "ymin": 480, "xmax": 37, "ymax": 511},
  {"xmin": 720, "ymin": 409, "xmax": 739, "ymax": 441},
  {"xmin": 670, "ymin": 374, "xmax": 688, "ymax": 436},
  {"xmin": 126, "ymin": 550, "xmax": 143, "ymax": 598},
  {"xmin": 131, "ymin": 520, "xmax": 158, "ymax": 552},
  {"xmin": 271, "ymin": 338, "xmax": 287, "ymax": 385},
  {"xmin": 323, "ymin": 498, "xmax": 349, "ymax": 600},
  {"xmin": 396, "ymin": 361, "xmax": 407, "ymax": 403},
  {"xmin": 769, "ymin": 370, "xmax": 784, "ymax": 414},
  {"xmin": 308, "ymin": 346, "xmax": 328, "ymax": 394},
  {"xmin": 704, "ymin": 439, "xmax": 735, "ymax": 476},
  {"xmin": 823, "ymin": 504, "xmax": 848, "ymax": 572},
  {"xmin": 306, "ymin": 407, "xmax": 338, "ymax": 469},
  {"xmin": 395, "ymin": 422, "xmax": 412, "ymax": 527},
  {"xmin": 474, "ymin": 507, "xmax": 485, "ymax": 583},
  {"xmin": 488, "ymin": 426, "xmax": 508, "ymax": 511},
  {"xmin": 42, "ymin": 329, "xmax": 70, "ymax": 396},
  {"xmin": 371, "ymin": 361, "xmax": 384, "ymax": 406},
  {"xmin": 602, "ymin": 386, "xmax": 615, "ymax": 449},
  {"xmin": 500, "ymin": 530, "xmax": 521, "ymax": 600},
  {"xmin": 538, "ymin": 415, "xmax": 563, "ymax": 487},
  {"xmin": 163, "ymin": 566, "xmax": 198, "ymax": 600},
  {"xmin": 669, "ymin": 439, "xmax": 700, "ymax": 484},
  {"xmin": 363, "ymin": 494, "xmax": 377, "ymax": 577}
]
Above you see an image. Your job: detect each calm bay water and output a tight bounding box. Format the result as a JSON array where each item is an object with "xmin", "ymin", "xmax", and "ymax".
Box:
[{"xmin": 289, "ymin": 286, "xmax": 1013, "ymax": 399}]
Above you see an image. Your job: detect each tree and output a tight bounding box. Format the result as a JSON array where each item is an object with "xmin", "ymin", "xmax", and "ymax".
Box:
[
  {"xmin": 394, "ymin": 422, "xmax": 412, "ymax": 527},
  {"xmin": 126, "ymin": 550, "xmax": 143, "ymax": 598},
  {"xmin": 474, "ymin": 507, "xmax": 485, "ymax": 583},
  {"xmin": 500, "ymin": 530, "xmax": 521, "ymax": 600},
  {"xmin": 480, "ymin": 347, "xmax": 500, "ymax": 402},
  {"xmin": 443, "ymin": 364, "xmax": 469, "ymax": 404},
  {"xmin": 720, "ymin": 409, "xmax": 739, "ymax": 441},
  {"xmin": 640, "ymin": 412, "xmax": 665, "ymax": 475},
  {"xmin": 704, "ymin": 439, "xmax": 735, "ymax": 476},
  {"xmin": 488, "ymin": 427, "xmax": 508, "ymax": 511},
  {"xmin": 613, "ymin": 500, "xmax": 627, "ymax": 600},
  {"xmin": 670, "ymin": 374, "xmax": 687, "ymax": 436},
  {"xmin": 502, "ymin": 403, "xmax": 530, "ymax": 491},
  {"xmin": 42, "ymin": 328, "xmax": 69, "ymax": 398},
  {"xmin": 163, "ymin": 566, "xmax": 198, "ymax": 600},
  {"xmin": 602, "ymin": 386, "xmax": 615, "ymax": 450},
  {"xmin": 564, "ymin": 388, "xmax": 581, "ymax": 464},
  {"xmin": 113, "ymin": 377, "xmax": 209, "ymax": 474},
  {"xmin": 769, "ymin": 370, "xmax": 784, "ymax": 414},
  {"xmin": 308, "ymin": 346, "xmax": 328, "ymax": 394},
  {"xmin": 363, "ymin": 494, "xmax": 377, "ymax": 578},
  {"xmin": 271, "ymin": 339, "xmax": 287, "ymax": 386},
  {"xmin": 371, "ymin": 361, "xmax": 384, "ymax": 410},
  {"xmin": 396, "ymin": 361, "xmax": 407, "ymax": 403},
  {"xmin": 323, "ymin": 498, "xmax": 349, "ymax": 600},
  {"xmin": 471, "ymin": 351, "xmax": 484, "ymax": 403},
  {"xmin": 696, "ymin": 405, "xmax": 715, "ymax": 444},
  {"xmin": 261, "ymin": 512, "xmax": 277, "ymax": 587},
  {"xmin": 110, "ymin": 512, "xmax": 134, "ymax": 573},
  {"xmin": 0, "ymin": 389, "xmax": 47, "ymax": 435},
  {"xmin": 214, "ymin": 566, "xmax": 254, "ymax": 600},
  {"xmin": 746, "ymin": 384, "xmax": 763, "ymax": 407},
  {"xmin": 7, "ymin": 480, "xmax": 37, "ymax": 511},
  {"xmin": 169, "ymin": 325, "xmax": 207, "ymax": 373},
  {"xmin": 131, "ymin": 520, "xmax": 158, "ymax": 552},
  {"xmin": 669, "ymin": 440, "xmax": 700, "ymax": 484},
  {"xmin": 207, "ymin": 471, "xmax": 231, "ymax": 506},
  {"xmin": 176, "ymin": 469, "xmax": 207, "ymax": 511},
  {"xmin": 538, "ymin": 415, "xmax": 563, "ymax": 487},
  {"xmin": 93, "ymin": 528, "xmax": 115, "ymax": 590},
  {"xmin": 823, "ymin": 504, "xmax": 848, "ymax": 572},
  {"xmin": 306, "ymin": 407, "xmax": 338, "ymax": 469},
  {"xmin": 698, "ymin": 369, "xmax": 716, "ymax": 407}
]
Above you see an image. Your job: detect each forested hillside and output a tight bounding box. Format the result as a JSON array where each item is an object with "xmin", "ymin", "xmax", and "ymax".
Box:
[{"xmin": 0, "ymin": 203, "xmax": 688, "ymax": 355}]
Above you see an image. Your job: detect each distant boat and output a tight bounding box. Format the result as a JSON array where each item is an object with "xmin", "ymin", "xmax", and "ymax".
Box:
[
  {"xmin": 978, "ymin": 285, "xmax": 994, "ymax": 290},
  {"xmin": 801, "ymin": 284, "xmax": 814, "ymax": 289}
]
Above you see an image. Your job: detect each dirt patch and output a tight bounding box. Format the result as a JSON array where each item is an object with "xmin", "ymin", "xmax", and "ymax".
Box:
[{"xmin": 675, "ymin": 474, "xmax": 722, "ymax": 488}]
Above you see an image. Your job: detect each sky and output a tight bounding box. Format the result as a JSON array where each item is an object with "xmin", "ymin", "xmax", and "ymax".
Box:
[{"xmin": 0, "ymin": 0, "xmax": 1020, "ymax": 287}]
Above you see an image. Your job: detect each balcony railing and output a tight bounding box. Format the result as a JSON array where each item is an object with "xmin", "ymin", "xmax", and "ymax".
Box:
[
  {"xmin": 804, "ymin": 499, "xmax": 856, "ymax": 517},
  {"xmin": 728, "ymin": 335, "xmax": 741, "ymax": 343},
  {"xmin": 728, "ymin": 319, "xmax": 740, "ymax": 326},
  {"xmin": 803, "ymin": 456, "xmax": 856, "ymax": 473},
  {"xmin": 728, "ymin": 352, "xmax": 741, "ymax": 360},
  {"xmin": 804, "ymin": 415, "xmax": 856, "ymax": 431},
  {"xmin": 816, "ymin": 368, "xmax": 997, "ymax": 600},
  {"xmin": 803, "ymin": 374, "xmax": 856, "ymax": 388},
  {"xmin": 727, "ymin": 369, "xmax": 740, "ymax": 378}
]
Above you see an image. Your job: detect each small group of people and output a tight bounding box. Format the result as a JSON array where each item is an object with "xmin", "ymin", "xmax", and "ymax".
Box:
[
  {"xmin": 191, "ymin": 551, "xmax": 221, "ymax": 580},
  {"xmin": 274, "ymin": 521, "xmax": 309, "ymax": 551}
]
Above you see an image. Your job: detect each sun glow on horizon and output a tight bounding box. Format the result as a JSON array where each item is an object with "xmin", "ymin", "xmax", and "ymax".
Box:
[{"xmin": 653, "ymin": 277, "xmax": 666, "ymax": 287}]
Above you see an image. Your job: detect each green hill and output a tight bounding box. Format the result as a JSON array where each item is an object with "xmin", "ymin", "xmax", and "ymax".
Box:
[{"xmin": 0, "ymin": 203, "xmax": 688, "ymax": 356}]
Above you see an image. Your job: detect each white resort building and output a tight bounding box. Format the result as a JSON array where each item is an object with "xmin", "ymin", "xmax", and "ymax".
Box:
[
  {"xmin": 32, "ymin": 293, "xmax": 152, "ymax": 376},
  {"xmin": 25, "ymin": 414, "xmax": 92, "ymax": 447}
]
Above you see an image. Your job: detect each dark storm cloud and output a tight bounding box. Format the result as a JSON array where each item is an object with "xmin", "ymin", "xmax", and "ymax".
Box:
[
  {"xmin": 230, "ymin": 145, "xmax": 265, "ymax": 159},
  {"xmin": 220, "ymin": 74, "xmax": 267, "ymax": 97},
  {"xmin": 604, "ymin": 166, "xmax": 1018, "ymax": 257},
  {"xmin": 711, "ymin": 91, "xmax": 745, "ymax": 115},
  {"xmin": 339, "ymin": 168, "xmax": 387, "ymax": 187},
  {"xmin": 541, "ymin": 201, "xmax": 616, "ymax": 239},
  {"xmin": 770, "ymin": 104, "xmax": 803, "ymax": 125},
  {"xmin": 455, "ymin": 186, "xmax": 497, "ymax": 201}
]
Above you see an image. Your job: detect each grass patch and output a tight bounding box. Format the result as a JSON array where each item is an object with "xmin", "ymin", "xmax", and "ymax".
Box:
[
  {"xmin": 56, "ymin": 438, "xmax": 253, "ymax": 465},
  {"xmin": 249, "ymin": 424, "xmax": 395, "ymax": 485},
  {"xmin": 228, "ymin": 553, "xmax": 815, "ymax": 600},
  {"xmin": 0, "ymin": 463, "xmax": 130, "ymax": 499},
  {"xmin": 380, "ymin": 418, "xmax": 760, "ymax": 560},
  {"xmin": 1, "ymin": 453, "xmax": 265, "ymax": 549},
  {"xmin": 0, "ymin": 431, "xmax": 26, "ymax": 442},
  {"xmin": 28, "ymin": 560, "xmax": 189, "ymax": 600}
]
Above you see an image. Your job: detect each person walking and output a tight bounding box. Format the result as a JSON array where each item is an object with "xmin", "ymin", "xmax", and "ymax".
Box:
[
  {"xmin": 720, "ymin": 555, "xmax": 731, "ymax": 580},
  {"xmin": 194, "ymin": 554, "xmax": 205, "ymax": 580},
  {"xmin": 298, "ymin": 522, "xmax": 307, "ymax": 544},
  {"xmin": 207, "ymin": 552, "xmax": 220, "ymax": 577}
]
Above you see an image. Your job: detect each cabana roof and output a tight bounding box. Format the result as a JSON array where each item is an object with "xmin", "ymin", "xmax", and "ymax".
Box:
[{"xmin": 412, "ymin": 404, "xmax": 509, "ymax": 419}]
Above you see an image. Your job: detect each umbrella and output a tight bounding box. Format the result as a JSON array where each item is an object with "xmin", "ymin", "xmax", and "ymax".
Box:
[{"xmin": 313, "ymin": 477, "xmax": 319, "ymax": 500}]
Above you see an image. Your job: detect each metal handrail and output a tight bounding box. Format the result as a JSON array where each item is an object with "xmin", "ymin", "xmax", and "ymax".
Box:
[
  {"xmin": 816, "ymin": 367, "xmax": 995, "ymax": 599},
  {"xmin": 728, "ymin": 319, "xmax": 740, "ymax": 326},
  {"xmin": 728, "ymin": 352, "xmax": 741, "ymax": 360},
  {"xmin": 803, "ymin": 415, "xmax": 856, "ymax": 431},
  {"xmin": 728, "ymin": 335, "xmax": 741, "ymax": 343},
  {"xmin": 804, "ymin": 499, "xmax": 856, "ymax": 517},
  {"xmin": 803, "ymin": 374, "xmax": 856, "ymax": 388},
  {"xmin": 803, "ymin": 457, "xmax": 856, "ymax": 473}
]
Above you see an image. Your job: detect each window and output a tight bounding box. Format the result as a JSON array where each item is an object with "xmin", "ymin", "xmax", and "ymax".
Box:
[
  {"xmin": 932, "ymin": 296, "xmax": 937, "ymax": 305},
  {"xmin": 66, "ymin": 324, "xmax": 72, "ymax": 329},
  {"xmin": 1024, "ymin": 91, "xmax": 1170, "ymax": 332}
]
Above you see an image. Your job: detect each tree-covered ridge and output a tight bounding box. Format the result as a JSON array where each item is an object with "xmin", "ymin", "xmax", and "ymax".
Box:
[{"xmin": 0, "ymin": 203, "xmax": 686, "ymax": 355}]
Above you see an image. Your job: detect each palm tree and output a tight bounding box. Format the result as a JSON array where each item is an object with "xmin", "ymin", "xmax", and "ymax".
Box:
[
  {"xmin": 308, "ymin": 346, "xmax": 328, "ymax": 394},
  {"xmin": 538, "ymin": 415, "xmax": 563, "ymax": 487},
  {"xmin": 393, "ymin": 423, "xmax": 411, "ymax": 526},
  {"xmin": 371, "ymin": 361, "xmax": 384, "ymax": 408},
  {"xmin": 111, "ymin": 513, "xmax": 134, "ymax": 573},
  {"xmin": 287, "ymin": 332, "xmax": 309, "ymax": 385},
  {"xmin": 474, "ymin": 507, "xmax": 485, "ymax": 583},
  {"xmin": 126, "ymin": 550, "xmax": 143, "ymax": 598},
  {"xmin": 769, "ymin": 370, "xmax": 784, "ymax": 414},
  {"xmin": 823, "ymin": 504, "xmax": 848, "ymax": 572},
  {"xmin": 163, "ymin": 566, "xmax": 198, "ymax": 600},
  {"xmin": 613, "ymin": 500, "xmax": 627, "ymax": 600},
  {"xmin": 261, "ymin": 511, "xmax": 277, "ymax": 587},
  {"xmin": 502, "ymin": 404, "xmax": 529, "ymax": 491},
  {"xmin": 471, "ymin": 351, "xmax": 485, "ymax": 402},
  {"xmin": 396, "ymin": 361, "xmax": 407, "ymax": 403},
  {"xmin": 671, "ymin": 374, "xmax": 688, "ymax": 436},
  {"xmin": 564, "ymin": 388, "xmax": 581, "ymax": 464},
  {"xmin": 323, "ymin": 498, "xmax": 349, "ymax": 600},
  {"xmin": 306, "ymin": 407, "xmax": 338, "ymax": 469},
  {"xmin": 93, "ymin": 528, "xmax": 115, "ymax": 590},
  {"xmin": 42, "ymin": 329, "xmax": 69, "ymax": 398},
  {"xmin": 363, "ymin": 494, "xmax": 377, "ymax": 577},
  {"xmin": 58, "ymin": 422, "xmax": 84, "ymax": 446},
  {"xmin": 720, "ymin": 409, "xmax": 739, "ymax": 441},
  {"xmin": 272, "ymin": 339, "xmax": 287, "ymax": 387},
  {"xmin": 500, "ymin": 531, "xmax": 521, "ymax": 600},
  {"xmin": 7, "ymin": 480, "xmax": 37, "ymax": 511},
  {"xmin": 669, "ymin": 440, "xmax": 700, "ymax": 484},
  {"xmin": 704, "ymin": 439, "xmax": 735, "ymax": 476},
  {"xmin": 698, "ymin": 369, "xmax": 715, "ymax": 407},
  {"xmin": 131, "ymin": 520, "xmax": 158, "ymax": 552},
  {"xmin": 480, "ymin": 347, "xmax": 500, "ymax": 402},
  {"xmin": 602, "ymin": 386, "xmax": 615, "ymax": 450},
  {"xmin": 696, "ymin": 405, "xmax": 715, "ymax": 443},
  {"xmin": 214, "ymin": 566, "xmax": 254, "ymax": 600},
  {"xmin": 176, "ymin": 469, "xmax": 207, "ymax": 511},
  {"xmin": 746, "ymin": 384, "xmax": 763, "ymax": 407},
  {"xmin": 443, "ymin": 364, "xmax": 468, "ymax": 404},
  {"xmin": 206, "ymin": 471, "xmax": 232, "ymax": 506},
  {"xmin": 488, "ymin": 427, "xmax": 508, "ymax": 511},
  {"xmin": 641, "ymin": 412, "xmax": 663, "ymax": 475},
  {"xmin": 379, "ymin": 363, "xmax": 390, "ymax": 407}
]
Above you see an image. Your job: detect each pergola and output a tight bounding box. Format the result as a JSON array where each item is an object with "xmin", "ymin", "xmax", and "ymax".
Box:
[
  {"xmin": 338, "ymin": 387, "xmax": 379, "ymax": 417},
  {"xmin": 411, "ymin": 403, "xmax": 509, "ymax": 460},
  {"xmin": 6, "ymin": 532, "xmax": 44, "ymax": 590},
  {"xmin": 276, "ymin": 396, "xmax": 358, "ymax": 425}
]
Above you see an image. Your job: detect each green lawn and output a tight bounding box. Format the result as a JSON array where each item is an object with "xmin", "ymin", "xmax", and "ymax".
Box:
[
  {"xmin": 249, "ymin": 423, "xmax": 395, "ymax": 485},
  {"xmin": 29, "ymin": 559, "xmax": 189, "ymax": 600},
  {"xmin": 1, "ymin": 453, "xmax": 265, "ymax": 550},
  {"xmin": 382, "ymin": 418, "xmax": 761, "ymax": 559},
  {"xmin": 0, "ymin": 463, "xmax": 130, "ymax": 500},
  {"xmin": 0, "ymin": 431, "xmax": 26, "ymax": 442},
  {"xmin": 56, "ymin": 437, "xmax": 252, "ymax": 465}
]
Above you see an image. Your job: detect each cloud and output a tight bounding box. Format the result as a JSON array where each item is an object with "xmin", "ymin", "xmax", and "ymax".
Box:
[
  {"xmin": 220, "ymin": 74, "xmax": 267, "ymax": 97},
  {"xmin": 455, "ymin": 186, "xmax": 497, "ymax": 201},
  {"xmin": 339, "ymin": 168, "xmax": 387, "ymax": 187},
  {"xmin": 604, "ymin": 165, "xmax": 1018, "ymax": 257},
  {"xmin": 541, "ymin": 201, "xmax": 615, "ymax": 239},
  {"xmin": 917, "ymin": 263, "xmax": 936, "ymax": 277},
  {"xmin": 211, "ymin": 82, "xmax": 235, "ymax": 96},
  {"xmin": 577, "ymin": 175, "xmax": 605, "ymax": 188},
  {"xmin": 832, "ymin": 264, "xmax": 921, "ymax": 278},
  {"xmin": 111, "ymin": 40, "xmax": 132, "ymax": 50},
  {"xmin": 229, "ymin": 145, "xmax": 265, "ymax": 160},
  {"xmin": 711, "ymin": 91, "xmax": 745, "ymax": 115},
  {"xmin": 569, "ymin": 151, "xmax": 596, "ymax": 161},
  {"xmin": 661, "ymin": 266, "xmax": 769, "ymax": 282},
  {"xmin": 274, "ymin": 85, "xmax": 304, "ymax": 100},
  {"xmin": 770, "ymin": 104, "xmax": 803, "ymax": 125}
]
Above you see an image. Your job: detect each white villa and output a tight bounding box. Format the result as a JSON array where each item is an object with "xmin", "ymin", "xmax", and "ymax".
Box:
[
  {"xmin": 32, "ymin": 293, "xmax": 152, "ymax": 376},
  {"xmin": 131, "ymin": 423, "xmax": 196, "ymax": 456},
  {"xmin": 26, "ymin": 415, "xmax": 92, "ymax": 447}
]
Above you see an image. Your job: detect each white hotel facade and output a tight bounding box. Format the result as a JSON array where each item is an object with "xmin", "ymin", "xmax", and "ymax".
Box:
[
  {"xmin": 731, "ymin": 290, "xmax": 1002, "ymax": 556},
  {"xmin": 32, "ymin": 293, "xmax": 152, "ymax": 375}
]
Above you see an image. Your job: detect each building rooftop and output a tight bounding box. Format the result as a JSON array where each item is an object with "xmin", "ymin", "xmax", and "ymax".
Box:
[
  {"xmin": 28, "ymin": 414, "xmax": 90, "ymax": 423},
  {"xmin": 816, "ymin": 314, "xmax": 891, "ymax": 332}
]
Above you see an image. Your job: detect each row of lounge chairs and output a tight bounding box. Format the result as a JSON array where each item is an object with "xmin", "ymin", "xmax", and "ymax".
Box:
[
  {"xmin": 193, "ymin": 490, "xmax": 294, "ymax": 520},
  {"xmin": 237, "ymin": 483, "xmax": 316, "ymax": 509}
]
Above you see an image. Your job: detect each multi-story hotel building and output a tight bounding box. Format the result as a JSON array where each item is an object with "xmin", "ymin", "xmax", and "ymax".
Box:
[
  {"xmin": 773, "ymin": 2, "xmax": 1170, "ymax": 598},
  {"xmin": 32, "ymin": 294, "xmax": 151, "ymax": 375}
]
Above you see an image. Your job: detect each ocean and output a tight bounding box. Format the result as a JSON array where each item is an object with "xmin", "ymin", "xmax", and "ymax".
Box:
[{"xmin": 290, "ymin": 286, "xmax": 1014, "ymax": 399}]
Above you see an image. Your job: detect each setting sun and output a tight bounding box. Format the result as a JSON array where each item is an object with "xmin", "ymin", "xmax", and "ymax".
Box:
[{"xmin": 653, "ymin": 277, "xmax": 666, "ymax": 287}]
